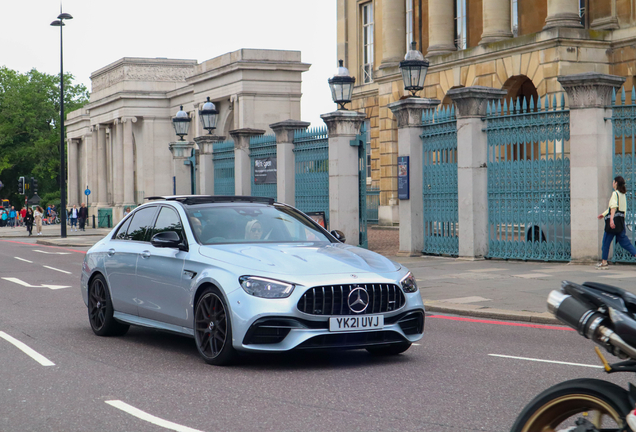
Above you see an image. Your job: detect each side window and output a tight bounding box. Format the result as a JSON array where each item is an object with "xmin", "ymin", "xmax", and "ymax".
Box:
[
  {"xmin": 151, "ymin": 207, "xmax": 184, "ymax": 241},
  {"xmin": 114, "ymin": 217, "xmax": 132, "ymax": 240},
  {"xmin": 125, "ymin": 207, "xmax": 157, "ymax": 242}
]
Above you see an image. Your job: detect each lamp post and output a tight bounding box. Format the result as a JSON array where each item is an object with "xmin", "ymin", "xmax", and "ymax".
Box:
[
  {"xmin": 328, "ymin": 60, "xmax": 356, "ymax": 110},
  {"xmin": 199, "ymin": 97, "xmax": 219, "ymax": 134},
  {"xmin": 51, "ymin": 11, "xmax": 73, "ymax": 238},
  {"xmin": 399, "ymin": 42, "xmax": 429, "ymax": 97},
  {"xmin": 172, "ymin": 106, "xmax": 191, "ymax": 140}
]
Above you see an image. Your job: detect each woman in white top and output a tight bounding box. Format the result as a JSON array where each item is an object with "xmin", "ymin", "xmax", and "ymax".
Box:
[
  {"xmin": 34, "ymin": 206, "xmax": 43, "ymax": 236},
  {"xmin": 597, "ymin": 176, "xmax": 636, "ymax": 268}
]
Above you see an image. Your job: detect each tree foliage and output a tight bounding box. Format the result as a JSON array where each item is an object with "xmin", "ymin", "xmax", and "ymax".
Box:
[{"xmin": 0, "ymin": 67, "xmax": 88, "ymax": 206}]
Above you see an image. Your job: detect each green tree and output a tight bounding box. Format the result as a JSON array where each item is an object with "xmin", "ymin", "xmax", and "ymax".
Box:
[{"xmin": 0, "ymin": 67, "xmax": 88, "ymax": 207}]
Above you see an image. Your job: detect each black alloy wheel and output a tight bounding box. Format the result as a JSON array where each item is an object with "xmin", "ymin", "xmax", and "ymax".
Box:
[
  {"xmin": 88, "ymin": 274, "xmax": 129, "ymax": 336},
  {"xmin": 366, "ymin": 341, "xmax": 412, "ymax": 356},
  {"xmin": 194, "ymin": 288, "xmax": 235, "ymax": 365}
]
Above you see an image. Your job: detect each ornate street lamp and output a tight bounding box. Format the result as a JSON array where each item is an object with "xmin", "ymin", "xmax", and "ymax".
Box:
[
  {"xmin": 172, "ymin": 106, "xmax": 191, "ymax": 140},
  {"xmin": 400, "ymin": 42, "xmax": 429, "ymax": 97},
  {"xmin": 328, "ymin": 60, "xmax": 355, "ymax": 110},
  {"xmin": 199, "ymin": 97, "xmax": 218, "ymax": 134},
  {"xmin": 51, "ymin": 11, "xmax": 73, "ymax": 239}
]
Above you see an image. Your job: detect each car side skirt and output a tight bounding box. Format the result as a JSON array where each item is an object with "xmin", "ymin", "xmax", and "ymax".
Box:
[{"xmin": 113, "ymin": 312, "xmax": 194, "ymax": 338}]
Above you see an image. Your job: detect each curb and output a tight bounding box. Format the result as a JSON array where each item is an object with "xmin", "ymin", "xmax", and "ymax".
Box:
[
  {"xmin": 424, "ymin": 301, "xmax": 560, "ymax": 325},
  {"xmin": 36, "ymin": 238, "xmax": 101, "ymax": 247}
]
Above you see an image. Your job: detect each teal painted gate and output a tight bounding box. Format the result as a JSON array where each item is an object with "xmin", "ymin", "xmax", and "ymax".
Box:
[
  {"xmin": 366, "ymin": 186, "xmax": 380, "ymax": 224},
  {"xmin": 293, "ymin": 127, "xmax": 329, "ymax": 223},
  {"xmin": 610, "ymin": 87, "xmax": 636, "ymax": 263},
  {"xmin": 485, "ymin": 95, "xmax": 570, "ymax": 261},
  {"xmin": 358, "ymin": 123, "xmax": 368, "ymax": 248},
  {"xmin": 213, "ymin": 140, "xmax": 235, "ymax": 196},
  {"xmin": 250, "ymin": 134, "xmax": 277, "ymax": 200},
  {"xmin": 421, "ymin": 105, "xmax": 458, "ymax": 256}
]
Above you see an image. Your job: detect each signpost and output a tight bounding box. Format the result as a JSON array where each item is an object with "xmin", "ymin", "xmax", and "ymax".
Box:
[{"xmin": 84, "ymin": 186, "xmax": 91, "ymax": 206}]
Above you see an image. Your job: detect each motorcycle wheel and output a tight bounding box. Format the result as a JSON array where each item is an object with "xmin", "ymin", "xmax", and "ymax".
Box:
[{"xmin": 511, "ymin": 378, "xmax": 632, "ymax": 432}]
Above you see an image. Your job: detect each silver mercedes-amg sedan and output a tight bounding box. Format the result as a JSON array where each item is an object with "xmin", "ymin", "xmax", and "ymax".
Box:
[{"xmin": 81, "ymin": 196, "xmax": 425, "ymax": 365}]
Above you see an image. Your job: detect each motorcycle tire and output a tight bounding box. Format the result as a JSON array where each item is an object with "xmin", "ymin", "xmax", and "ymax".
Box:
[{"xmin": 511, "ymin": 378, "xmax": 632, "ymax": 432}]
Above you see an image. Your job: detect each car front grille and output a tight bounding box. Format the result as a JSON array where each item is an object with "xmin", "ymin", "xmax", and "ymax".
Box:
[
  {"xmin": 297, "ymin": 284, "xmax": 405, "ymax": 316},
  {"xmin": 295, "ymin": 331, "xmax": 407, "ymax": 349}
]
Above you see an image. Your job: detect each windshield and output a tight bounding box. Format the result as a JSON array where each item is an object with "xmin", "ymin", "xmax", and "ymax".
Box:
[{"xmin": 185, "ymin": 203, "xmax": 332, "ymax": 245}]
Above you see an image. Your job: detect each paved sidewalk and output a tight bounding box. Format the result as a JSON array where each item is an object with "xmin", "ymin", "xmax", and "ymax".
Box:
[{"xmin": 0, "ymin": 224, "xmax": 111, "ymax": 247}]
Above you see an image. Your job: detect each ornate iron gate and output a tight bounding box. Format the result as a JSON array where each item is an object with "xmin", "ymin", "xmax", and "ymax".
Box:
[
  {"xmin": 358, "ymin": 123, "xmax": 368, "ymax": 248},
  {"xmin": 249, "ymin": 134, "xmax": 277, "ymax": 200},
  {"xmin": 212, "ymin": 140, "xmax": 235, "ymax": 196},
  {"xmin": 293, "ymin": 127, "xmax": 329, "ymax": 224},
  {"xmin": 610, "ymin": 87, "xmax": 636, "ymax": 263},
  {"xmin": 485, "ymin": 95, "xmax": 570, "ymax": 261},
  {"xmin": 421, "ymin": 105, "xmax": 458, "ymax": 256}
]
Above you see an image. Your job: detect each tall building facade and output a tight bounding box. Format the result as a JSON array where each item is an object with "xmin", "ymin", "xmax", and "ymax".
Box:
[{"xmin": 338, "ymin": 0, "xmax": 636, "ymax": 224}]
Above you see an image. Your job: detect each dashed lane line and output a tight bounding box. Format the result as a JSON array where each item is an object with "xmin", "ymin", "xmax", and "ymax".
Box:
[
  {"xmin": 15, "ymin": 257, "xmax": 33, "ymax": 263},
  {"xmin": 0, "ymin": 331, "xmax": 55, "ymax": 366},
  {"xmin": 488, "ymin": 354, "xmax": 603, "ymax": 369},
  {"xmin": 43, "ymin": 265, "xmax": 72, "ymax": 275},
  {"xmin": 105, "ymin": 400, "xmax": 204, "ymax": 432},
  {"xmin": 32, "ymin": 250, "xmax": 71, "ymax": 255}
]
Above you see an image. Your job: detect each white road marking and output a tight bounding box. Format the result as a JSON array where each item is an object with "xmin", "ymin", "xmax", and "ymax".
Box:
[
  {"xmin": 489, "ymin": 354, "xmax": 603, "ymax": 369},
  {"xmin": 1, "ymin": 277, "xmax": 71, "ymax": 290},
  {"xmin": 15, "ymin": 257, "xmax": 33, "ymax": 263},
  {"xmin": 43, "ymin": 265, "xmax": 72, "ymax": 275},
  {"xmin": 105, "ymin": 400, "xmax": 203, "ymax": 432},
  {"xmin": 513, "ymin": 273, "xmax": 551, "ymax": 279},
  {"xmin": 0, "ymin": 331, "xmax": 55, "ymax": 366},
  {"xmin": 32, "ymin": 250, "xmax": 70, "ymax": 255},
  {"xmin": 437, "ymin": 296, "xmax": 491, "ymax": 304}
]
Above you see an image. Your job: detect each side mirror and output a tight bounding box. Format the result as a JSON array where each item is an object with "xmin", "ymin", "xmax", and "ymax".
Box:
[
  {"xmin": 151, "ymin": 231, "xmax": 182, "ymax": 249},
  {"xmin": 330, "ymin": 230, "xmax": 346, "ymax": 243}
]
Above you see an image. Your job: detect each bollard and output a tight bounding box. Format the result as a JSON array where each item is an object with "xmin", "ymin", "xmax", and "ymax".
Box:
[
  {"xmin": 92, "ymin": 214, "xmax": 96, "ymax": 229},
  {"xmin": 107, "ymin": 214, "xmax": 111, "ymax": 228}
]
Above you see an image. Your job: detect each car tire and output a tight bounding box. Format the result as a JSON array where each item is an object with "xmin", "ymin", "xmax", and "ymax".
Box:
[
  {"xmin": 88, "ymin": 274, "xmax": 129, "ymax": 336},
  {"xmin": 194, "ymin": 287, "xmax": 236, "ymax": 366},
  {"xmin": 366, "ymin": 341, "xmax": 412, "ymax": 356}
]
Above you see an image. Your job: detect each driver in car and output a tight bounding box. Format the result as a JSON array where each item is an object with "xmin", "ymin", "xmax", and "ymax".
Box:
[{"xmin": 245, "ymin": 219, "xmax": 263, "ymax": 240}]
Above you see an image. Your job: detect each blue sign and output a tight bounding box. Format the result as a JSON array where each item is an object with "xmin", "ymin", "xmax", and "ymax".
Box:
[
  {"xmin": 84, "ymin": 188, "xmax": 91, "ymax": 196},
  {"xmin": 398, "ymin": 156, "xmax": 410, "ymax": 200}
]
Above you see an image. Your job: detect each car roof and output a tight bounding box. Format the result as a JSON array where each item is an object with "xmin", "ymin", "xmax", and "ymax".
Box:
[{"xmin": 144, "ymin": 195, "xmax": 275, "ymax": 206}]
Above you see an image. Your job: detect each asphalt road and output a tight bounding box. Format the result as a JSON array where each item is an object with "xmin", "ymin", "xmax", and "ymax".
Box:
[{"xmin": 0, "ymin": 238, "xmax": 633, "ymax": 432}]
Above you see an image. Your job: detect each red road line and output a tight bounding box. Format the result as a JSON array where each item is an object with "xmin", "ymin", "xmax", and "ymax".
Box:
[
  {"xmin": 0, "ymin": 239, "xmax": 87, "ymax": 254},
  {"xmin": 427, "ymin": 314, "xmax": 575, "ymax": 331}
]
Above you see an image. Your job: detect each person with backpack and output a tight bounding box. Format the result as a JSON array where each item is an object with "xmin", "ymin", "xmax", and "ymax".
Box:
[
  {"xmin": 597, "ymin": 176, "xmax": 636, "ymax": 269},
  {"xmin": 24, "ymin": 208, "xmax": 34, "ymax": 236},
  {"xmin": 9, "ymin": 206, "xmax": 16, "ymax": 228}
]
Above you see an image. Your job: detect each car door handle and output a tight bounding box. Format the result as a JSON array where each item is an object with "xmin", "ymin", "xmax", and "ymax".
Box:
[
  {"xmin": 140, "ymin": 250, "xmax": 151, "ymax": 259},
  {"xmin": 107, "ymin": 248, "xmax": 115, "ymax": 257}
]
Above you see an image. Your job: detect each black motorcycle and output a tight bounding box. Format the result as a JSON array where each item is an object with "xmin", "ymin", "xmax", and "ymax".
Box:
[{"xmin": 511, "ymin": 280, "xmax": 636, "ymax": 432}]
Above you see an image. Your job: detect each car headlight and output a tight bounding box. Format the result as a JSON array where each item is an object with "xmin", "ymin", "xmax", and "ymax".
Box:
[
  {"xmin": 239, "ymin": 276, "xmax": 295, "ymax": 298},
  {"xmin": 400, "ymin": 272, "xmax": 418, "ymax": 293}
]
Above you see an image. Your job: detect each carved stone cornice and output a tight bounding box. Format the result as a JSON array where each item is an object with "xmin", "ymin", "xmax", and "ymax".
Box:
[
  {"xmin": 194, "ymin": 135, "xmax": 227, "ymax": 154},
  {"xmin": 122, "ymin": 116, "xmax": 138, "ymax": 124},
  {"xmin": 447, "ymin": 86, "xmax": 507, "ymax": 118},
  {"xmin": 168, "ymin": 141, "xmax": 195, "ymax": 159},
  {"xmin": 91, "ymin": 63, "xmax": 195, "ymax": 93},
  {"xmin": 320, "ymin": 110, "xmax": 366, "ymax": 137},
  {"xmin": 229, "ymin": 128, "xmax": 265, "ymax": 150},
  {"xmin": 270, "ymin": 119, "xmax": 311, "ymax": 143},
  {"xmin": 388, "ymin": 98, "xmax": 441, "ymax": 128},
  {"xmin": 558, "ymin": 73, "xmax": 625, "ymax": 109}
]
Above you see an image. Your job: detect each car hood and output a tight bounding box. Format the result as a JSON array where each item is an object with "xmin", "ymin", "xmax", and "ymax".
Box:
[{"xmin": 198, "ymin": 243, "xmax": 401, "ymax": 276}]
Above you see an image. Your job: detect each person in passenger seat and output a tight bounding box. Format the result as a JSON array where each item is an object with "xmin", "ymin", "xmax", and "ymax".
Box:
[{"xmin": 245, "ymin": 219, "xmax": 263, "ymax": 240}]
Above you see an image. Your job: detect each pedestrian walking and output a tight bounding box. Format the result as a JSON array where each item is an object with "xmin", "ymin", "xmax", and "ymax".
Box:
[
  {"xmin": 69, "ymin": 204, "xmax": 79, "ymax": 231},
  {"xmin": 78, "ymin": 203, "xmax": 88, "ymax": 231},
  {"xmin": 0, "ymin": 209, "xmax": 6, "ymax": 227},
  {"xmin": 34, "ymin": 206, "xmax": 43, "ymax": 236},
  {"xmin": 20, "ymin": 207, "xmax": 26, "ymax": 227},
  {"xmin": 124, "ymin": 207, "xmax": 132, "ymax": 216},
  {"xmin": 597, "ymin": 176, "xmax": 636, "ymax": 269},
  {"xmin": 9, "ymin": 206, "xmax": 16, "ymax": 228},
  {"xmin": 24, "ymin": 208, "xmax": 34, "ymax": 236}
]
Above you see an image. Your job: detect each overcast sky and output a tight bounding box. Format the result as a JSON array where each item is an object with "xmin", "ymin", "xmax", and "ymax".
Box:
[{"xmin": 2, "ymin": 0, "xmax": 337, "ymax": 127}]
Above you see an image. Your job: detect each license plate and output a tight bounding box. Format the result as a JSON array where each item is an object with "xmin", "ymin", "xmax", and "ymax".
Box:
[{"xmin": 329, "ymin": 315, "xmax": 384, "ymax": 332}]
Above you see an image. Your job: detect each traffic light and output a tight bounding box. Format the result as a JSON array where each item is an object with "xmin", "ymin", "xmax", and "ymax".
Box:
[
  {"xmin": 31, "ymin": 177, "xmax": 38, "ymax": 193},
  {"xmin": 17, "ymin": 176, "xmax": 24, "ymax": 195}
]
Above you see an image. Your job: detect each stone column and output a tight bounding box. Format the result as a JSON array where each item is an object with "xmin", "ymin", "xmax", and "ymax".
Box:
[
  {"xmin": 388, "ymin": 98, "xmax": 441, "ymax": 256},
  {"xmin": 379, "ymin": 0, "xmax": 406, "ymax": 70},
  {"xmin": 427, "ymin": 0, "xmax": 456, "ymax": 56},
  {"xmin": 122, "ymin": 117, "xmax": 136, "ymax": 206},
  {"xmin": 169, "ymin": 141, "xmax": 195, "ymax": 195},
  {"xmin": 270, "ymin": 120, "xmax": 311, "ymax": 206},
  {"xmin": 448, "ymin": 86, "xmax": 507, "ymax": 259},
  {"xmin": 194, "ymin": 135, "xmax": 226, "ymax": 195},
  {"xmin": 321, "ymin": 110, "xmax": 366, "ymax": 246},
  {"xmin": 480, "ymin": 0, "xmax": 513, "ymax": 44},
  {"xmin": 97, "ymin": 124, "xmax": 107, "ymax": 206},
  {"xmin": 544, "ymin": 0, "xmax": 583, "ymax": 29},
  {"xmin": 113, "ymin": 119, "xmax": 124, "ymax": 207},
  {"xmin": 89, "ymin": 126, "xmax": 98, "ymax": 208},
  {"xmin": 229, "ymin": 128, "xmax": 265, "ymax": 196},
  {"xmin": 67, "ymin": 138, "xmax": 79, "ymax": 206},
  {"xmin": 558, "ymin": 73, "xmax": 625, "ymax": 262}
]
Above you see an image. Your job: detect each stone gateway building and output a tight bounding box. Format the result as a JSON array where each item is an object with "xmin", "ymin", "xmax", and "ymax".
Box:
[
  {"xmin": 66, "ymin": 49, "xmax": 309, "ymax": 222},
  {"xmin": 337, "ymin": 0, "xmax": 636, "ymax": 225}
]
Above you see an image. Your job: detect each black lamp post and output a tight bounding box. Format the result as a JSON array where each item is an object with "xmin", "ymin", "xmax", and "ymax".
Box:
[
  {"xmin": 172, "ymin": 106, "xmax": 191, "ymax": 140},
  {"xmin": 199, "ymin": 97, "xmax": 219, "ymax": 134},
  {"xmin": 328, "ymin": 60, "xmax": 356, "ymax": 110},
  {"xmin": 400, "ymin": 42, "xmax": 429, "ymax": 97},
  {"xmin": 51, "ymin": 11, "xmax": 73, "ymax": 238}
]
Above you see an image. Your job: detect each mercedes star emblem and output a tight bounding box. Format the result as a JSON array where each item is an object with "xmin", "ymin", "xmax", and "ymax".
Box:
[{"xmin": 348, "ymin": 287, "xmax": 370, "ymax": 314}]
